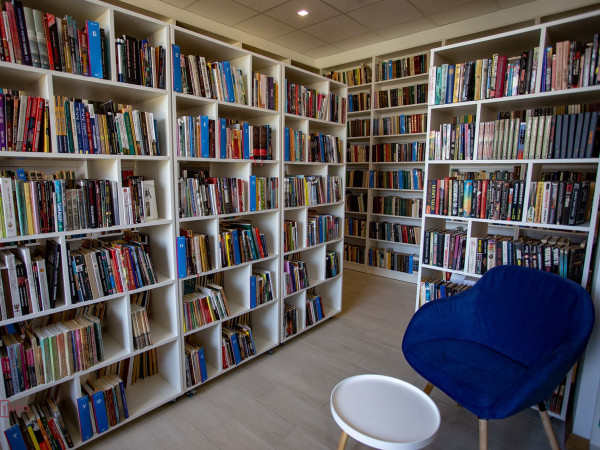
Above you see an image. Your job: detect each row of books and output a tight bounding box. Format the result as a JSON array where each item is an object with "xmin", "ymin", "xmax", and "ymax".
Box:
[
  {"xmin": 283, "ymin": 303, "xmax": 297, "ymax": 337},
  {"xmin": 79, "ymin": 374, "xmax": 130, "ymax": 439},
  {"xmin": 370, "ymin": 169, "xmax": 424, "ymax": 190},
  {"xmin": 374, "ymin": 83, "xmax": 427, "ymax": 109},
  {"xmin": 0, "ymin": 244, "xmax": 59, "ymax": 320},
  {"xmin": 345, "ymin": 192, "xmax": 366, "ymax": 213},
  {"xmin": 368, "ymin": 247, "xmax": 419, "ymax": 274},
  {"xmin": 54, "ymin": 97, "xmax": 160, "ymax": 155},
  {"xmin": 465, "ymin": 234, "xmax": 585, "ymax": 283},
  {"xmin": 218, "ymin": 221, "xmax": 269, "ymax": 268},
  {"xmin": 283, "ymin": 220, "xmax": 298, "ymax": 253},
  {"xmin": 121, "ymin": 173, "xmax": 158, "ymax": 225},
  {"xmin": 346, "ymin": 169, "xmax": 368, "ymax": 188},
  {"xmin": 1, "ymin": 312, "xmax": 103, "ymax": 396},
  {"xmin": 348, "ymin": 92, "xmax": 370, "ymax": 112},
  {"xmin": 372, "ymin": 196, "xmax": 422, "ymax": 218},
  {"xmin": 477, "ymin": 106, "xmax": 599, "ymax": 160},
  {"xmin": 0, "ymin": 171, "xmax": 119, "ymax": 238},
  {"xmin": 252, "ymin": 72, "xmax": 278, "ymax": 110},
  {"xmin": 4, "ymin": 397, "xmax": 73, "ymax": 450},
  {"xmin": 372, "ymin": 113, "xmax": 427, "ymax": 135},
  {"xmin": 419, "ymin": 277, "xmax": 472, "ymax": 306},
  {"xmin": 305, "ymin": 293, "xmax": 324, "ymax": 326},
  {"xmin": 377, "ymin": 53, "xmax": 428, "ymax": 81},
  {"xmin": 0, "ymin": 90, "xmax": 49, "ymax": 152},
  {"xmin": 345, "ymin": 217, "xmax": 366, "ymax": 237},
  {"xmin": 428, "ymin": 115, "xmax": 475, "ymax": 161},
  {"xmin": 129, "ymin": 347, "xmax": 158, "ymax": 384},
  {"xmin": 372, "ymin": 142, "xmax": 426, "ymax": 162},
  {"xmin": 182, "ymin": 283, "xmax": 230, "ymax": 332},
  {"xmin": 176, "ymin": 116, "xmax": 273, "ymax": 160},
  {"xmin": 131, "ymin": 304, "xmax": 152, "ymax": 351},
  {"xmin": 369, "ymin": 222, "xmax": 421, "ymax": 245},
  {"xmin": 250, "ymin": 269, "xmax": 274, "ymax": 308},
  {"xmin": 178, "ymin": 171, "xmax": 278, "ymax": 217},
  {"xmin": 347, "ymin": 118, "xmax": 370, "ymax": 137},
  {"xmin": 325, "ymin": 251, "xmax": 339, "ymax": 279},
  {"xmin": 115, "ymin": 35, "xmax": 166, "ymax": 88},
  {"xmin": 283, "ymin": 175, "xmax": 342, "ymax": 208},
  {"xmin": 67, "ymin": 236, "xmax": 158, "ymax": 303},
  {"xmin": 177, "ymin": 230, "xmax": 212, "ymax": 278},
  {"xmin": 174, "ymin": 49, "xmax": 247, "ymax": 105},
  {"xmin": 325, "ymin": 63, "xmax": 372, "ymax": 86},
  {"xmin": 0, "ymin": 3, "xmax": 109, "ymax": 80},
  {"xmin": 431, "ymin": 48, "xmax": 540, "ymax": 104},
  {"xmin": 540, "ymin": 37, "xmax": 600, "ymax": 92},
  {"xmin": 426, "ymin": 178, "xmax": 527, "ymax": 222},
  {"xmin": 283, "ymin": 259, "xmax": 309, "ymax": 295},
  {"xmin": 344, "ymin": 243, "xmax": 365, "ymax": 264},
  {"xmin": 347, "ymin": 144, "xmax": 369, "ymax": 163},
  {"xmin": 526, "ymin": 179, "xmax": 594, "ymax": 226},
  {"xmin": 422, "ymin": 229, "xmax": 467, "ymax": 271},
  {"xmin": 307, "ymin": 213, "xmax": 340, "ymax": 247},
  {"xmin": 309, "ymin": 132, "xmax": 342, "ymax": 163},
  {"xmin": 184, "ymin": 341, "xmax": 207, "ymax": 387},
  {"xmin": 222, "ymin": 321, "xmax": 256, "ymax": 368},
  {"xmin": 285, "ymin": 82, "xmax": 327, "ymax": 120},
  {"xmin": 284, "ymin": 127, "xmax": 306, "ymax": 161}
]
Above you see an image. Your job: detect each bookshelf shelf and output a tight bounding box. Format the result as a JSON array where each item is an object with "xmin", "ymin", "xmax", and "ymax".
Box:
[
  {"xmin": 418, "ymin": 9, "xmax": 600, "ymax": 422},
  {"xmin": 374, "ymin": 103, "xmax": 428, "ymax": 114},
  {"xmin": 374, "ymin": 73, "xmax": 428, "ymax": 87}
]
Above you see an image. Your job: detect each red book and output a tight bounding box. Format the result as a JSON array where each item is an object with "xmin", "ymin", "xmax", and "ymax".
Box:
[
  {"xmin": 42, "ymin": 13, "xmax": 54, "ymax": 70},
  {"xmin": 32, "ymin": 97, "xmax": 45, "ymax": 152},
  {"xmin": 493, "ymin": 55, "xmax": 508, "ymax": 98},
  {"xmin": 22, "ymin": 96, "xmax": 33, "ymax": 151},
  {"xmin": 0, "ymin": 12, "xmax": 10, "ymax": 62},
  {"xmin": 4, "ymin": 3, "xmax": 21, "ymax": 64},
  {"xmin": 84, "ymin": 110, "xmax": 93, "ymax": 153}
]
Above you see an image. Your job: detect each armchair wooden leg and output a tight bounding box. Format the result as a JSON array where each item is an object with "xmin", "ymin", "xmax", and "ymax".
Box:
[
  {"xmin": 479, "ymin": 418, "xmax": 488, "ymax": 450},
  {"xmin": 424, "ymin": 382, "xmax": 434, "ymax": 395},
  {"xmin": 337, "ymin": 430, "xmax": 349, "ymax": 450},
  {"xmin": 538, "ymin": 403, "xmax": 560, "ymax": 450}
]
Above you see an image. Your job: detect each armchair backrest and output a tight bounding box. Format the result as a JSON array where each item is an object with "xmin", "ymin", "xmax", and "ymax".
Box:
[{"xmin": 461, "ymin": 265, "xmax": 594, "ymax": 367}]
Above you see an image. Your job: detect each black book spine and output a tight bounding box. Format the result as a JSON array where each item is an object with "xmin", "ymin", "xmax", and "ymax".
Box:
[{"xmin": 13, "ymin": 1, "xmax": 32, "ymax": 66}]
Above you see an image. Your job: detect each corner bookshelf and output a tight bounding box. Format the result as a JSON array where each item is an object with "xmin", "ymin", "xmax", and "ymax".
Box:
[
  {"xmin": 417, "ymin": 10, "xmax": 600, "ymax": 421},
  {"xmin": 171, "ymin": 25, "xmax": 281, "ymax": 391},
  {"xmin": 324, "ymin": 45, "xmax": 439, "ymax": 283},
  {"xmin": 281, "ymin": 64, "xmax": 346, "ymax": 342},
  {"xmin": 0, "ymin": 0, "xmax": 179, "ymax": 448}
]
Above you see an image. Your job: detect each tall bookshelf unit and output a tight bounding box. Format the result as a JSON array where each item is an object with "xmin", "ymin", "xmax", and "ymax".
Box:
[
  {"xmin": 417, "ymin": 10, "xmax": 600, "ymax": 421},
  {"xmin": 171, "ymin": 25, "xmax": 281, "ymax": 390},
  {"xmin": 0, "ymin": 0, "xmax": 180, "ymax": 448},
  {"xmin": 281, "ymin": 64, "xmax": 346, "ymax": 342},
  {"xmin": 327, "ymin": 46, "xmax": 438, "ymax": 283}
]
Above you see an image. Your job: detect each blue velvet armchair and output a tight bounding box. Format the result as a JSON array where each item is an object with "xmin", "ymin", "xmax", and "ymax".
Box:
[{"xmin": 402, "ymin": 265, "xmax": 595, "ymax": 449}]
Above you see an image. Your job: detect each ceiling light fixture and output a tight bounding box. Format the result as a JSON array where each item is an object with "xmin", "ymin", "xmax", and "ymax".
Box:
[{"xmin": 297, "ymin": 9, "xmax": 309, "ymax": 16}]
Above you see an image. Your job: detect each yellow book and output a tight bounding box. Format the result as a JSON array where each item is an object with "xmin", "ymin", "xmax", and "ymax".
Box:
[
  {"xmin": 453, "ymin": 63, "xmax": 462, "ymax": 104},
  {"xmin": 534, "ymin": 181, "xmax": 544, "ymax": 223},
  {"xmin": 474, "ymin": 59, "xmax": 483, "ymax": 101},
  {"xmin": 24, "ymin": 182, "xmax": 35, "ymax": 235}
]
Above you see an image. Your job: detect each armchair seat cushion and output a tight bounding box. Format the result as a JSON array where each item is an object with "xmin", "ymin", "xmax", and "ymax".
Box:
[{"xmin": 405, "ymin": 338, "xmax": 529, "ymax": 419}]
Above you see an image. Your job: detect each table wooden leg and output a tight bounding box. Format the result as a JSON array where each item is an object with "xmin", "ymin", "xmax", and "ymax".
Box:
[
  {"xmin": 424, "ymin": 382, "xmax": 434, "ymax": 395},
  {"xmin": 337, "ymin": 430, "xmax": 349, "ymax": 450},
  {"xmin": 479, "ymin": 419, "xmax": 488, "ymax": 450}
]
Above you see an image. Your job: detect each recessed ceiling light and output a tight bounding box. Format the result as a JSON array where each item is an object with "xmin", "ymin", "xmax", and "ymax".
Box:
[{"xmin": 297, "ymin": 9, "xmax": 309, "ymax": 16}]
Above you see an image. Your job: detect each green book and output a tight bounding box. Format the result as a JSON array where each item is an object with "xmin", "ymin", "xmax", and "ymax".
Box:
[{"xmin": 123, "ymin": 111, "xmax": 136, "ymax": 155}]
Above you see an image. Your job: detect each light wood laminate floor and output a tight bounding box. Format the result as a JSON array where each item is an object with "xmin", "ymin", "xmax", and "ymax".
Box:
[{"xmin": 87, "ymin": 270, "xmax": 566, "ymax": 449}]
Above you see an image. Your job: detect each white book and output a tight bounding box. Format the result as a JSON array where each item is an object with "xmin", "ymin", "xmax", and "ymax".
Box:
[
  {"xmin": 141, "ymin": 179, "xmax": 158, "ymax": 221},
  {"xmin": 541, "ymin": 181, "xmax": 551, "ymax": 224},
  {"xmin": 0, "ymin": 178, "xmax": 17, "ymax": 238},
  {"xmin": 2, "ymin": 12, "xmax": 15, "ymax": 63},
  {"xmin": 32, "ymin": 255, "xmax": 50, "ymax": 310},
  {"xmin": 428, "ymin": 66, "xmax": 437, "ymax": 105},
  {"xmin": 199, "ymin": 56, "xmax": 212, "ymax": 99},
  {"xmin": 31, "ymin": 9, "xmax": 49, "ymax": 69},
  {"xmin": 0, "ymin": 250, "xmax": 21, "ymax": 317},
  {"xmin": 16, "ymin": 246, "xmax": 39, "ymax": 314},
  {"xmin": 529, "ymin": 115, "xmax": 539, "ymax": 159},
  {"xmin": 16, "ymin": 95, "xmax": 29, "ymax": 151},
  {"xmin": 468, "ymin": 237, "xmax": 478, "ymax": 273},
  {"xmin": 534, "ymin": 114, "xmax": 546, "ymax": 159},
  {"xmin": 122, "ymin": 187, "xmax": 132, "ymax": 225},
  {"xmin": 22, "ymin": 7, "xmax": 40, "ymax": 68}
]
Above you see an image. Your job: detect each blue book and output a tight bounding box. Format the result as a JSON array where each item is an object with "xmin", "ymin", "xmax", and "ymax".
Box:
[
  {"xmin": 54, "ymin": 180, "xmax": 64, "ymax": 232},
  {"xmin": 284, "ymin": 127, "xmax": 290, "ymax": 161},
  {"xmin": 86, "ymin": 21, "xmax": 103, "ymax": 78},
  {"xmin": 4, "ymin": 424, "xmax": 27, "ymax": 450},
  {"xmin": 242, "ymin": 122, "xmax": 250, "ymax": 159},
  {"xmin": 0, "ymin": 91, "xmax": 5, "ymax": 151},
  {"xmin": 388, "ymin": 60, "xmax": 393, "ymax": 79},
  {"xmin": 249, "ymin": 275, "xmax": 257, "ymax": 308},
  {"xmin": 177, "ymin": 236, "xmax": 187, "ymax": 278},
  {"xmin": 573, "ymin": 113, "xmax": 585, "ymax": 158},
  {"xmin": 91, "ymin": 390, "xmax": 109, "ymax": 433},
  {"xmin": 408, "ymin": 254, "xmax": 414, "ymax": 273},
  {"xmin": 319, "ymin": 133, "xmax": 325, "ymax": 161},
  {"xmin": 222, "ymin": 61, "xmax": 236, "ymax": 103},
  {"xmin": 200, "ymin": 115, "xmax": 209, "ymax": 158},
  {"xmin": 219, "ymin": 118, "xmax": 227, "ymax": 158},
  {"xmin": 231, "ymin": 229, "xmax": 241, "ymax": 265},
  {"xmin": 348, "ymin": 93, "xmax": 353, "ymax": 111},
  {"xmin": 197, "ymin": 347, "xmax": 207, "ymax": 382},
  {"xmin": 585, "ymin": 111, "xmax": 599, "ymax": 158},
  {"xmin": 74, "ymin": 101, "xmax": 83, "ymax": 153},
  {"xmin": 446, "ymin": 65, "xmax": 456, "ymax": 104},
  {"xmin": 79, "ymin": 102, "xmax": 90, "ymax": 154},
  {"xmin": 172, "ymin": 44, "xmax": 182, "ymax": 92},
  {"xmin": 399, "ymin": 115, "xmax": 406, "ymax": 134},
  {"xmin": 314, "ymin": 295, "xmax": 324, "ymax": 320},
  {"xmin": 249, "ymin": 175, "xmax": 257, "ymax": 211},
  {"xmin": 369, "ymin": 170, "xmax": 374, "ymax": 188},
  {"xmin": 228, "ymin": 331, "xmax": 242, "ymax": 364},
  {"xmin": 77, "ymin": 396, "xmax": 94, "ymax": 442}
]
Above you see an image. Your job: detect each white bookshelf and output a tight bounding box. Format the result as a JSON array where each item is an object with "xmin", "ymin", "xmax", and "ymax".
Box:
[
  {"xmin": 0, "ymin": 0, "xmax": 179, "ymax": 448},
  {"xmin": 416, "ymin": 10, "xmax": 600, "ymax": 421},
  {"xmin": 281, "ymin": 64, "xmax": 346, "ymax": 342}
]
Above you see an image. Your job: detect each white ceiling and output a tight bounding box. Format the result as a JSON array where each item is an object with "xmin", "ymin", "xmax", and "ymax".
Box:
[{"xmin": 160, "ymin": 0, "xmax": 537, "ymax": 58}]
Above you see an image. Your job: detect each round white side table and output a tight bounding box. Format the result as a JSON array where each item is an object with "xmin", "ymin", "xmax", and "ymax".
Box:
[{"xmin": 330, "ymin": 375, "xmax": 441, "ymax": 450}]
